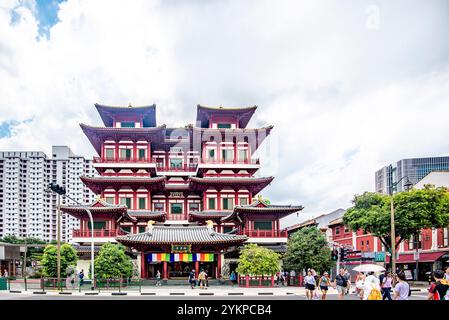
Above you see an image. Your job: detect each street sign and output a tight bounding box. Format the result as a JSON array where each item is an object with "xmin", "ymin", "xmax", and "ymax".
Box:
[
  {"xmin": 374, "ymin": 252, "xmax": 385, "ymax": 262},
  {"xmin": 413, "ymin": 252, "xmax": 420, "ymax": 261}
]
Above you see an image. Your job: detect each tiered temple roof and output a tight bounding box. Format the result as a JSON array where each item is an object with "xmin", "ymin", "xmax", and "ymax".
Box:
[
  {"xmin": 95, "ymin": 103, "xmax": 157, "ymax": 127},
  {"xmin": 221, "ymin": 200, "xmax": 304, "ymax": 222},
  {"xmin": 59, "ymin": 198, "xmax": 135, "ymax": 222},
  {"xmin": 196, "ymin": 105, "xmax": 257, "ymax": 128},
  {"xmin": 80, "ymin": 176, "xmax": 166, "ymax": 193},
  {"xmin": 189, "ymin": 176, "xmax": 274, "ymax": 194}
]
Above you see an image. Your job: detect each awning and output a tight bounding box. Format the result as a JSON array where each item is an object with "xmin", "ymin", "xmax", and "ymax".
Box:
[{"xmin": 396, "ymin": 251, "xmax": 447, "ymax": 264}]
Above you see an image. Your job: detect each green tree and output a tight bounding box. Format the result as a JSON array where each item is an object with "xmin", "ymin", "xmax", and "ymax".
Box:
[
  {"xmin": 41, "ymin": 244, "xmax": 78, "ymax": 277},
  {"xmin": 94, "ymin": 243, "xmax": 133, "ymax": 279},
  {"xmin": 236, "ymin": 244, "xmax": 280, "ymax": 276},
  {"xmin": 283, "ymin": 226, "xmax": 334, "ymax": 273},
  {"xmin": 343, "ymin": 185, "xmax": 449, "ymax": 252}
]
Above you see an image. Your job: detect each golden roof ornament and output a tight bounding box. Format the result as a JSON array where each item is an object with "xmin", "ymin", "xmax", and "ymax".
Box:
[{"xmin": 205, "ymin": 220, "xmax": 214, "ymax": 228}]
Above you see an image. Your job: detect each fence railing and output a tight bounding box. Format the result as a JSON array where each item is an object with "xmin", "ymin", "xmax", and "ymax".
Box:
[
  {"xmin": 238, "ymin": 275, "xmax": 275, "ymax": 287},
  {"xmin": 239, "ymin": 230, "xmax": 288, "ymax": 238}
]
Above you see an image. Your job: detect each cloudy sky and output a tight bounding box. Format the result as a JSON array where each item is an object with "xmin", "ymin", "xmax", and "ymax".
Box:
[{"xmin": 1, "ymin": 0, "xmax": 449, "ymax": 227}]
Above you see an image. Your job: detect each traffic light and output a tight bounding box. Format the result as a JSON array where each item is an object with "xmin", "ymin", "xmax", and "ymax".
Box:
[
  {"xmin": 331, "ymin": 249, "xmax": 338, "ymax": 261},
  {"xmin": 339, "ymin": 248, "xmax": 346, "ymax": 261},
  {"xmin": 48, "ymin": 183, "xmax": 66, "ymax": 195}
]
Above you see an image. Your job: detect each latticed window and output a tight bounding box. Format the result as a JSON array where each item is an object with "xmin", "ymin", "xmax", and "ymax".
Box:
[
  {"xmin": 120, "ymin": 197, "xmax": 132, "ymax": 209},
  {"xmin": 253, "ymin": 221, "xmax": 272, "ymax": 230},
  {"xmin": 138, "ymin": 198, "xmax": 146, "ymax": 209},
  {"xmin": 88, "ymin": 221, "xmax": 106, "ymax": 229},
  {"xmin": 171, "ymin": 203, "xmax": 182, "ymax": 214},
  {"xmin": 208, "ymin": 198, "xmax": 216, "ymax": 210},
  {"xmin": 138, "ymin": 149, "xmax": 146, "ymax": 160}
]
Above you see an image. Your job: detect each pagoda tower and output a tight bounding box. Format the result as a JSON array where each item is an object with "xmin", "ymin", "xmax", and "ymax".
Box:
[{"xmin": 60, "ymin": 103, "xmax": 303, "ymax": 280}]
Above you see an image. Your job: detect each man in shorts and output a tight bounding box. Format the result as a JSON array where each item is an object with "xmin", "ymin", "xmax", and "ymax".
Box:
[{"xmin": 333, "ymin": 268, "xmax": 348, "ymax": 300}]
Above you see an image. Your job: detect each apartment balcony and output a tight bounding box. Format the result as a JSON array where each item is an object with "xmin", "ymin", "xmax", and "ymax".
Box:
[{"xmin": 240, "ymin": 229, "xmax": 288, "ymax": 238}]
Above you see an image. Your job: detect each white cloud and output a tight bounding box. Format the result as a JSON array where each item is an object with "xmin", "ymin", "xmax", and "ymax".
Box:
[{"xmin": 1, "ymin": 0, "xmax": 449, "ymax": 227}]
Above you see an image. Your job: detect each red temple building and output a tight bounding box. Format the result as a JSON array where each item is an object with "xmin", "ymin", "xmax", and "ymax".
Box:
[{"xmin": 60, "ymin": 103, "xmax": 303, "ymax": 280}]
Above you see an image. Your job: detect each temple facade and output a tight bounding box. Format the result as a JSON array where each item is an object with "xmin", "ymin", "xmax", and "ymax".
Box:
[{"xmin": 60, "ymin": 103, "xmax": 303, "ymax": 280}]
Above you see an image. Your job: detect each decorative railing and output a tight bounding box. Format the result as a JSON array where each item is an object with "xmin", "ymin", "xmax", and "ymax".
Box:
[
  {"xmin": 72, "ymin": 229, "xmax": 126, "ymax": 238},
  {"xmin": 166, "ymin": 214, "xmax": 187, "ymax": 221},
  {"xmin": 156, "ymin": 164, "xmax": 198, "ymax": 172},
  {"xmin": 200, "ymin": 159, "xmax": 260, "ymax": 165},
  {"xmin": 93, "ymin": 157, "xmax": 152, "ymax": 164},
  {"xmin": 240, "ymin": 230, "xmax": 288, "ymax": 238}
]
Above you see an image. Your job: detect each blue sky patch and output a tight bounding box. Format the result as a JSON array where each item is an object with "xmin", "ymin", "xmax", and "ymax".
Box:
[{"xmin": 34, "ymin": 0, "xmax": 66, "ymax": 38}]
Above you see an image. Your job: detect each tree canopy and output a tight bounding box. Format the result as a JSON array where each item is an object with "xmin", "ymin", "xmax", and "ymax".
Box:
[
  {"xmin": 0, "ymin": 235, "xmax": 46, "ymax": 245},
  {"xmin": 94, "ymin": 243, "xmax": 133, "ymax": 279},
  {"xmin": 236, "ymin": 244, "xmax": 280, "ymax": 276},
  {"xmin": 343, "ymin": 185, "xmax": 449, "ymax": 252},
  {"xmin": 41, "ymin": 244, "xmax": 78, "ymax": 278},
  {"xmin": 283, "ymin": 226, "xmax": 334, "ymax": 273}
]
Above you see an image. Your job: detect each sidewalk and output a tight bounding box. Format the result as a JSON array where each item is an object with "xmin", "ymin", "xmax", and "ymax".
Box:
[{"xmin": 1, "ymin": 285, "xmax": 429, "ymax": 297}]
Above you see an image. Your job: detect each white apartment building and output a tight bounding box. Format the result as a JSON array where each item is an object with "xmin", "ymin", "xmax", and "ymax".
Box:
[{"xmin": 0, "ymin": 146, "xmax": 96, "ymax": 242}]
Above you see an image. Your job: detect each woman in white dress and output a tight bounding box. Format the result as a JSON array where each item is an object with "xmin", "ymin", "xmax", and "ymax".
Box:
[{"xmin": 361, "ymin": 272, "xmax": 381, "ymax": 300}]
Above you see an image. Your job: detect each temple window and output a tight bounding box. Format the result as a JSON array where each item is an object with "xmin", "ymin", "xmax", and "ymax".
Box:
[
  {"xmin": 223, "ymin": 226, "xmax": 234, "ymax": 233},
  {"xmin": 239, "ymin": 197, "xmax": 248, "ymax": 206},
  {"xmin": 138, "ymin": 226, "xmax": 145, "ymax": 233},
  {"xmin": 120, "ymin": 197, "xmax": 132, "ymax": 209},
  {"xmin": 208, "ymin": 198, "xmax": 216, "ymax": 210},
  {"xmin": 138, "ymin": 149, "xmax": 146, "ymax": 160},
  {"xmin": 88, "ymin": 221, "xmax": 106, "ymax": 230},
  {"xmin": 171, "ymin": 203, "xmax": 183, "ymax": 214},
  {"xmin": 170, "ymin": 159, "xmax": 182, "ymax": 169},
  {"xmin": 153, "ymin": 203, "xmax": 164, "ymax": 211},
  {"xmin": 222, "ymin": 198, "xmax": 234, "ymax": 210},
  {"xmin": 122, "ymin": 226, "xmax": 131, "ymax": 233},
  {"xmin": 138, "ymin": 198, "xmax": 146, "ymax": 209},
  {"xmin": 121, "ymin": 122, "xmax": 135, "ymax": 128},
  {"xmin": 238, "ymin": 149, "xmax": 247, "ymax": 161},
  {"xmin": 189, "ymin": 203, "xmax": 199, "ymax": 212},
  {"xmin": 253, "ymin": 220, "xmax": 272, "ymax": 230},
  {"xmin": 221, "ymin": 149, "xmax": 233, "ymax": 162},
  {"xmin": 105, "ymin": 197, "xmax": 114, "ymax": 204},
  {"xmin": 105, "ymin": 149, "xmax": 114, "ymax": 160},
  {"xmin": 120, "ymin": 149, "xmax": 132, "ymax": 160},
  {"xmin": 207, "ymin": 149, "xmax": 215, "ymax": 160}
]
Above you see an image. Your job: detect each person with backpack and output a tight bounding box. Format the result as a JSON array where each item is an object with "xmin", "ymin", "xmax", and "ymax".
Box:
[
  {"xmin": 394, "ymin": 272, "xmax": 410, "ymax": 300},
  {"xmin": 333, "ymin": 268, "xmax": 348, "ymax": 300},
  {"xmin": 427, "ymin": 270, "xmax": 449, "ymax": 300},
  {"xmin": 198, "ymin": 269, "xmax": 206, "ymax": 289},
  {"xmin": 188, "ymin": 269, "xmax": 196, "ymax": 289}
]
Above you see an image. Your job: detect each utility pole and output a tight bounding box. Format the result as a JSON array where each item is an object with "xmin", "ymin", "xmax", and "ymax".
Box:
[{"xmin": 57, "ymin": 193, "xmax": 61, "ymax": 290}]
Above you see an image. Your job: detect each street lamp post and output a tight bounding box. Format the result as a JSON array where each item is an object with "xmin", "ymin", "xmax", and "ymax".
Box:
[
  {"xmin": 389, "ymin": 176, "xmax": 413, "ymax": 276},
  {"xmin": 48, "ymin": 183, "xmax": 96, "ymax": 290}
]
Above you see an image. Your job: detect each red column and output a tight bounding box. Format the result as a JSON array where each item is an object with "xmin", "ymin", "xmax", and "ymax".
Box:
[
  {"xmin": 217, "ymin": 253, "xmax": 221, "ymax": 278},
  {"xmin": 115, "ymin": 143, "xmax": 119, "ymax": 161},
  {"xmin": 195, "ymin": 261, "xmax": 199, "ymax": 273},
  {"xmin": 133, "ymin": 192, "xmax": 137, "ymax": 210},
  {"xmin": 163, "ymin": 261, "xmax": 168, "ymax": 280},
  {"xmin": 141, "ymin": 252, "xmax": 146, "ymax": 278}
]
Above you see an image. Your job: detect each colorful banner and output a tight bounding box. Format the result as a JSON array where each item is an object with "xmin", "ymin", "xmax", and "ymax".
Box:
[{"xmin": 147, "ymin": 253, "xmax": 214, "ymax": 262}]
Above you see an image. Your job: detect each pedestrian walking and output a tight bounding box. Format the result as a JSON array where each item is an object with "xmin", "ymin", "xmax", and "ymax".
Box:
[
  {"xmin": 156, "ymin": 270, "xmax": 161, "ymax": 286},
  {"xmin": 393, "ymin": 272, "xmax": 410, "ymax": 300},
  {"xmin": 445, "ymin": 266, "xmax": 449, "ymax": 281},
  {"xmin": 230, "ymin": 271, "xmax": 237, "ymax": 286},
  {"xmin": 318, "ymin": 272, "xmax": 331, "ymax": 300},
  {"xmin": 427, "ymin": 270, "xmax": 449, "ymax": 300},
  {"xmin": 79, "ymin": 269, "xmax": 84, "ymax": 287},
  {"xmin": 204, "ymin": 270, "xmax": 209, "ymax": 288},
  {"xmin": 198, "ymin": 269, "xmax": 206, "ymax": 289},
  {"xmin": 303, "ymin": 270, "xmax": 317, "ymax": 300},
  {"xmin": 363, "ymin": 271, "xmax": 381, "ymax": 300},
  {"xmin": 343, "ymin": 268, "xmax": 351, "ymax": 295},
  {"xmin": 188, "ymin": 269, "xmax": 196, "ymax": 289},
  {"xmin": 333, "ymin": 269, "xmax": 348, "ymax": 300},
  {"xmin": 381, "ymin": 272, "xmax": 393, "ymax": 300},
  {"xmin": 355, "ymin": 272, "xmax": 366, "ymax": 300},
  {"xmin": 3, "ymin": 270, "xmax": 8, "ymax": 278}
]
